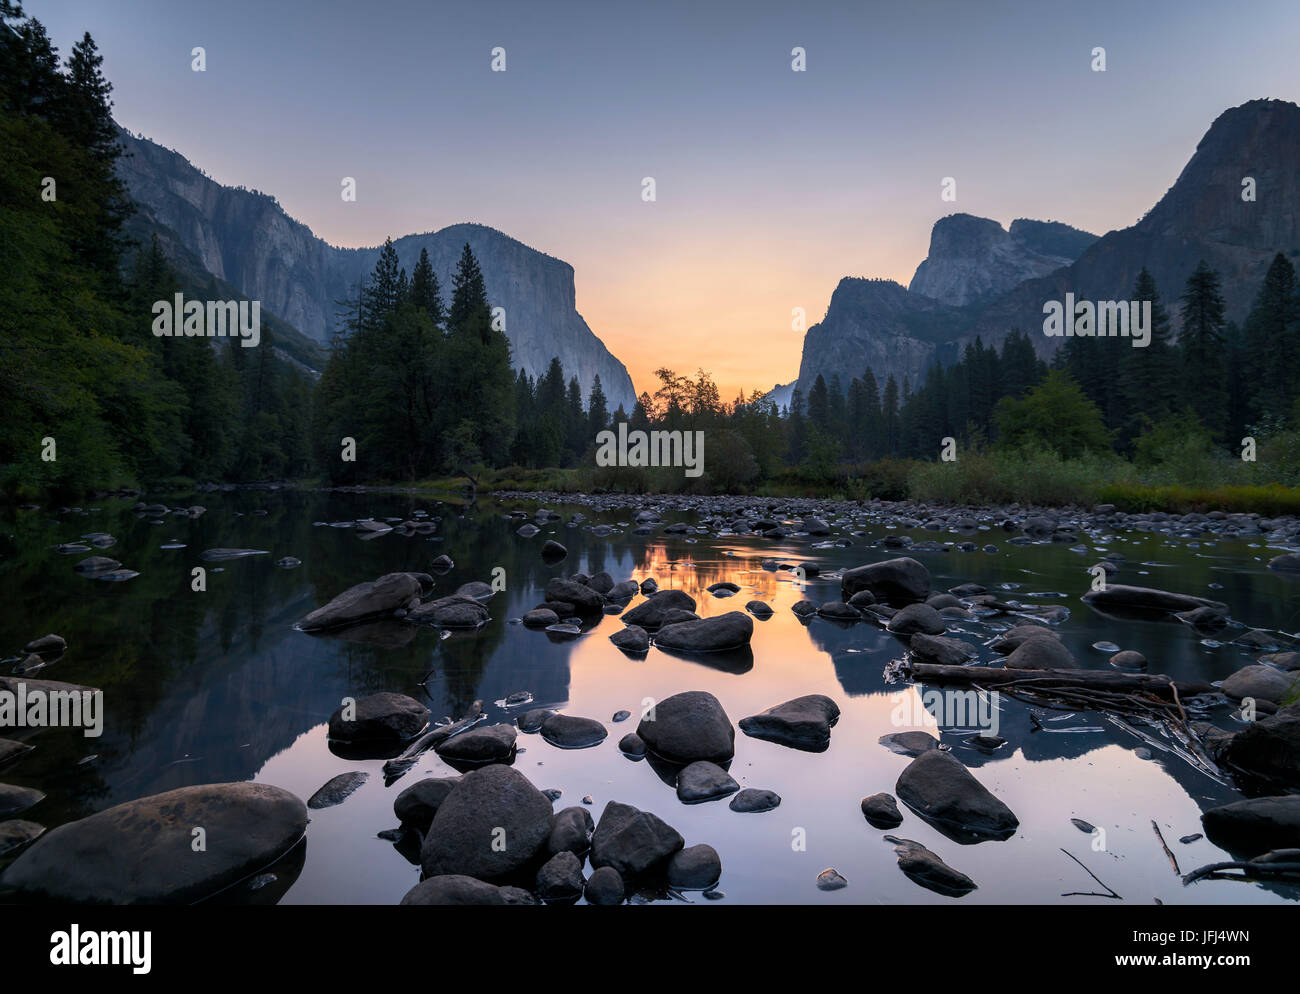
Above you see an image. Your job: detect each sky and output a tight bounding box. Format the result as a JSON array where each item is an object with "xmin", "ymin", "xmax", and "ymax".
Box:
[{"xmin": 32, "ymin": 0, "xmax": 1300, "ymax": 400}]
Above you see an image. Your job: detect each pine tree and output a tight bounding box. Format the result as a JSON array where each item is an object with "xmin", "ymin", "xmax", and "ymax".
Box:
[
  {"xmin": 1179, "ymin": 260, "xmax": 1229, "ymax": 438},
  {"xmin": 1243, "ymin": 253, "xmax": 1299, "ymax": 421}
]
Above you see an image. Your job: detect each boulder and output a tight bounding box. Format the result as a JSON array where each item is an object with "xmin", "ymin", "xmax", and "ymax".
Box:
[
  {"xmin": 622, "ymin": 589, "xmax": 697, "ymax": 629},
  {"xmin": 908, "ymin": 634, "xmax": 975, "ymax": 667},
  {"xmin": 895, "ymin": 750, "xmax": 1018, "ymax": 841},
  {"xmin": 589, "ymin": 800, "xmax": 684, "ymax": 878},
  {"xmin": 1006, "ymin": 637, "xmax": 1078, "ymax": 670},
  {"xmin": 540, "ymin": 713, "xmax": 608, "ymax": 749},
  {"xmin": 738, "ymin": 695, "xmax": 840, "ymax": 751},
  {"xmin": 1202, "ymin": 795, "xmax": 1300, "ymax": 856},
  {"xmin": 892, "ymin": 839, "xmax": 977, "ymax": 896},
  {"xmin": 654, "ymin": 611, "xmax": 753, "ymax": 652},
  {"xmin": 1268, "ymin": 553, "xmax": 1300, "ymax": 571},
  {"xmin": 636, "ymin": 691, "xmax": 734, "ymax": 764},
  {"xmin": 886, "ymin": 603, "xmax": 946, "ymax": 635},
  {"xmin": 0, "ymin": 782, "xmax": 306, "ymax": 903},
  {"xmin": 522, "ymin": 608, "xmax": 559, "ymax": 628},
  {"xmin": 299, "ymin": 573, "xmax": 422, "ymax": 630},
  {"xmin": 399, "ymin": 874, "xmax": 510, "ymax": 905},
  {"xmin": 536, "ymin": 850, "xmax": 585, "ymax": 902},
  {"xmin": 667, "ymin": 844, "xmax": 721, "ymax": 889},
  {"xmin": 675, "ymin": 761, "xmax": 739, "ymax": 804},
  {"xmin": 393, "ymin": 776, "xmax": 462, "ymax": 833},
  {"xmin": 328, "ymin": 692, "xmax": 428, "ymax": 743},
  {"xmin": 990, "ymin": 625, "xmax": 1060, "ymax": 655},
  {"xmin": 409, "ymin": 595, "xmax": 490, "ymax": 628},
  {"xmin": 419, "ymin": 765, "xmax": 554, "ymax": 880},
  {"xmin": 544, "ymin": 577, "xmax": 604, "ymax": 613},
  {"xmin": 434, "ymin": 724, "xmax": 517, "ymax": 765},
  {"xmin": 841, "ymin": 557, "xmax": 931, "ymax": 605},
  {"xmin": 1221, "ymin": 665, "xmax": 1298, "ymax": 705},
  {"xmin": 861, "ymin": 792, "xmax": 904, "ymax": 828},
  {"xmin": 1223, "ymin": 702, "xmax": 1300, "ymax": 787},
  {"xmin": 547, "ymin": 806, "xmax": 595, "ymax": 856},
  {"xmin": 583, "ymin": 866, "xmax": 625, "ymax": 905},
  {"xmin": 610, "ymin": 625, "xmax": 650, "ymax": 653},
  {"xmin": 1082, "ymin": 584, "xmax": 1228, "ymax": 615},
  {"xmin": 729, "ymin": 787, "xmax": 781, "ymax": 813}
]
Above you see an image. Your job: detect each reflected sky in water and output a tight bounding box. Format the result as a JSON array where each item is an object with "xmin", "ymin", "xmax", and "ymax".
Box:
[{"xmin": 2, "ymin": 492, "xmax": 1298, "ymax": 904}]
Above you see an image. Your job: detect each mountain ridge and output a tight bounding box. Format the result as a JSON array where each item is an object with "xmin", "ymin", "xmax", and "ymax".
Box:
[{"xmin": 114, "ymin": 127, "xmax": 639, "ymax": 413}]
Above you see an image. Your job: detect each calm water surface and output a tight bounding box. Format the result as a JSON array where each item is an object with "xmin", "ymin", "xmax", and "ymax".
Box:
[{"xmin": 2, "ymin": 491, "xmax": 1298, "ymax": 905}]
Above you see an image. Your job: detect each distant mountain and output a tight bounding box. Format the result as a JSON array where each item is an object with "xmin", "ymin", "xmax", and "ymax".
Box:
[
  {"xmin": 115, "ymin": 129, "xmax": 638, "ymax": 413},
  {"xmin": 796, "ymin": 98, "xmax": 1300, "ymax": 398},
  {"xmin": 761, "ymin": 381, "xmax": 796, "ymax": 411},
  {"xmin": 908, "ymin": 214, "xmax": 1096, "ymax": 306}
]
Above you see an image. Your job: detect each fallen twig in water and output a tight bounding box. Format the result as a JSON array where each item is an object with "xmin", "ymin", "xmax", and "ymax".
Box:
[
  {"xmin": 1060, "ymin": 848, "xmax": 1122, "ymax": 900},
  {"xmin": 1152, "ymin": 820, "xmax": 1180, "ymax": 875}
]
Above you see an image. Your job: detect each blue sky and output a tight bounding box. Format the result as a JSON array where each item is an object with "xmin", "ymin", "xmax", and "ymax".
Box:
[{"xmin": 32, "ymin": 0, "xmax": 1300, "ymax": 395}]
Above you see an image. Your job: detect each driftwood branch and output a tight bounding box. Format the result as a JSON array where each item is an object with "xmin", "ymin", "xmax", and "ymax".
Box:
[
  {"xmin": 382, "ymin": 699, "xmax": 484, "ymax": 782},
  {"xmin": 904, "ymin": 663, "xmax": 1214, "ymax": 699}
]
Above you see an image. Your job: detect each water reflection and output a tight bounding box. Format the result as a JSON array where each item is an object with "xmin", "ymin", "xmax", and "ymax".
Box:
[{"xmin": 0, "ymin": 492, "xmax": 1296, "ymax": 904}]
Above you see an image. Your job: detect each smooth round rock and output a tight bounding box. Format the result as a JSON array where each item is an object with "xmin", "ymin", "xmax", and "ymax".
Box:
[{"xmin": 0, "ymin": 782, "xmax": 307, "ymax": 904}]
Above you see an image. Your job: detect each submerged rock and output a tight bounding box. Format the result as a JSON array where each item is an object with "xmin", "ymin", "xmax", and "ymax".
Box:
[
  {"xmin": 738, "ymin": 695, "xmax": 840, "ymax": 751},
  {"xmin": 0, "ymin": 738, "xmax": 34, "ymax": 767},
  {"xmin": 0, "ymin": 783, "xmax": 43, "ymax": 817},
  {"xmin": 0, "ymin": 819, "xmax": 44, "ymax": 856},
  {"xmin": 0, "ymin": 782, "xmax": 307, "ymax": 903},
  {"xmin": 307, "ymin": 771, "xmax": 368, "ymax": 809},
  {"xmin": 816, "ymin": 867, "xmax": 848, "ymax": 891},
  {"xmin": 729, "ymin": 787, "xmax": 781, "ymax": 813},
  {"xmin": 878, "ymin": 731, "xmax": 940, "ymax": 756},
  {"xmin": 890, "ymin": 837, "xmax": 977, "ymax": 896},
  {"xmin": 895, "ymin": 750, "xmax": 1018, "ymax": 841},
  {"xmin": 1082, "ymin": 584, "xmax": 1228, "ymax": 615},
  {"xmin": 199, "ymin": 548, "xmax": 270, "ymax": 562}
]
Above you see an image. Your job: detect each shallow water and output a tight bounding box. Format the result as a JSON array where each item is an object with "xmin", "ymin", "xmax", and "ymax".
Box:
[{"xmin": 2, "ymin": 491, "xmax": 1298, "ymax": 905}]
